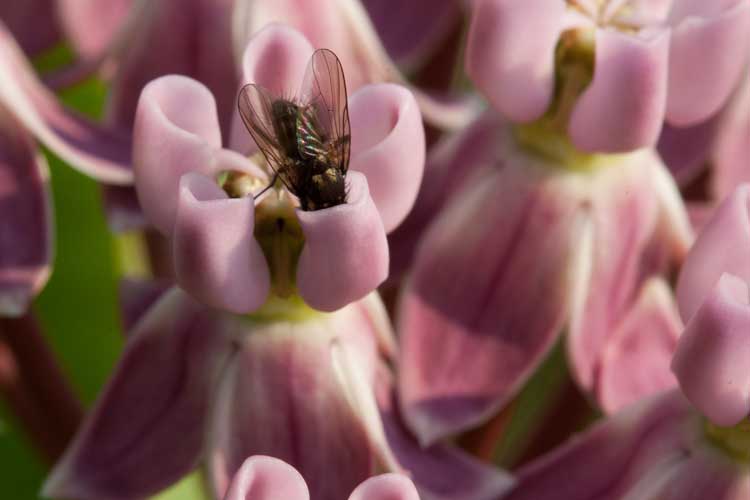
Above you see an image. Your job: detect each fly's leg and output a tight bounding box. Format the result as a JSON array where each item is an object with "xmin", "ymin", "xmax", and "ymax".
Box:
[{"xmin": 254, "ymin": 172, "xmax": 279, "ymax": 199}]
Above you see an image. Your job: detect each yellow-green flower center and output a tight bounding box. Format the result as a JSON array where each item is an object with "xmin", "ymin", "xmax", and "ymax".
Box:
[{"xmin": 705, "ymin": 419, "xmax": 750, "ymax": 463}]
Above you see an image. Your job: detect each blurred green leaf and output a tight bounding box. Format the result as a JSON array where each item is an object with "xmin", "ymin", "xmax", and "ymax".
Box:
[{"xmin": 152, "ymin": 472, "xmax": 211, "ymax": 500}]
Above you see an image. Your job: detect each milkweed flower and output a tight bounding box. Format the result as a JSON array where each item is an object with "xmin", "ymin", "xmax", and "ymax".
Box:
[
  {"xmin": 43, "ymin": 25, "xmax": 511, "ymax": 500},
  {"xmin": 224, "ymin": 456, "xmax": 420, "ymax": 500},
  {"xmin": 505, "ymin": 184, "xmax": 750, "ymax": 500},
  {"xmin": 467, "ymin": 0, "xmax": 750, "ymax": 153},
  {"xmin": 395, "ymin": 0, "xmax": 723, "ymax": 446}
]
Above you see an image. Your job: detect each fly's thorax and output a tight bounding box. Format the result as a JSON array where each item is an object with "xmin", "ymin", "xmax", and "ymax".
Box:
[{"xmin": 272, "ymin": 99, "xmax": 304, "ymax": 158}]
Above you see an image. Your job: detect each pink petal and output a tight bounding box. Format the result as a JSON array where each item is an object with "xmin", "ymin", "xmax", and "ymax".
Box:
[
  {"xmin": 361, "ymin": 0, "xmax": 461, "ymax": 69},
  {"xmin": 713, "ymin": 71, "xmax": 750, "ymax": 200},
  {"xmin": 43, "ymin": 288, "xmax": 231, "ymax": 500},
  {"xmin": 398, "ymin": 142, "xmax": 587, "ymax": 444},
  {"xmin": 133, "ymin": 75, "xmax": 222, "ymax": 234},
  {"xmin": 224, "ymin": 456, "xmax": 310, "ymax": 500},
  {"xmin": 349, "ymin": 474, "xmax": 420, "ymax": 500},
  {"xmin": 0, "ymin": 22, "xmax": 132, "ymax": 184},
  {"xmin": 331, "ymin": 339, "xmax": 401, "ymax": 474},
  {"xmin": 0, "ymin": 110, "xmax": 52, "ymax": 317},
  {"xmin": 597, "ymin": 278, "xmax": 682, "ymax": 413},
  {"xmin": 229, "ymin": 23, "xmax": 314, "ymax": 154},
  {"xmin": 651, "ymin": 446, "xmax": 750, "ymax": 500},
  {"xmin": 56, "ymin": 0, "xmax": 132, "ymax": 60},
  {"xmin": 296, "ymin": 172, "xmax": 388, "ymax": 312},
  {"xmin": 465, "ymin": 0, "xmax": 563, "ymax": 122},
  {"xmin": 174, "ymin": 173, "xmax": 270, "ymax": 314},
  {"xmin": 349, "ymin": 83, "xmax": 425, "ymax": 233},
  {"xmin": 377, "ymin": 370, "xmax": 514, "ymax": 500},
  {"xmin": 569, "ymin": 28, "xmax": 669, "ymax": 152},
  {"xmin": 666, "ymin": 0, "xmax": 750, "ymax": 126},
  {"xmin": 107, "ymin": 0, "xmax": 238, "ymax": 134},
  {"xmin": 0, "ymin": 1, "xmax": 60, "ymax": 55},
  {"xmin": 504, "ymin": 391, "xmax": 694, "ymax": 500},
  {"xmin": 568, "ymin": 152, "xmax": 689, "ymax": 394},
  {"xmin": 676, "ymin": 184, "xmax": 750, "ymax": 324},
  {"xmin": 388, "ymin": 111, "xmax": 505, "ymax": 280},
  {"xmin": 672, "ymin": 273, "xmax": 750, "ymax": 426},
  {"xmin": 207, "ymin": 305, "xmax": 379, "ymax": 500}
]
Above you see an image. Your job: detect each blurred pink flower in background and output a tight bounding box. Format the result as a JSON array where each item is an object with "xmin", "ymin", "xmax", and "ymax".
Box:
[
  {"xmin": 397, "ymin": 118, "xmax": 691, "ymax": 445},
  {"xmin": 391, "ymin": 0, "xmax": 750, "ymax": 446},
  {"xmin": 224, "ymin": 455, "xmax": 420, "ymax": 500},
  {"xmin": 467, "ymin": 0, "xmax": 750, "ymax": 152},
  {"xmin": 505, "ymin": 183, "xmax": 750, "ymax": 500}
]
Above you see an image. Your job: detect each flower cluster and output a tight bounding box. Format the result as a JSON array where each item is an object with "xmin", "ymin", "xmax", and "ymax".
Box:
[{"xmin": 0, "ymin": 1, "xmax": 749, "ymax": 499}]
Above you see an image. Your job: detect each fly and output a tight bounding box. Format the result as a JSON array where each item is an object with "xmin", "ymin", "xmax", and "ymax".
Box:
[{"xmin": 237, "ymin": 48, "xmax": 351, "ymax": 211}]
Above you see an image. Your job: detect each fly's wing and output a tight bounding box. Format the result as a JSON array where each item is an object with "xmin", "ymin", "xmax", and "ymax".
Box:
[
  {"xmin": 298, "ymin": 48, "xmax": 351, "ymax": 174},
  {"xmin": 237, "ymin": 83, "xmax": 297, "ymax": 190}
]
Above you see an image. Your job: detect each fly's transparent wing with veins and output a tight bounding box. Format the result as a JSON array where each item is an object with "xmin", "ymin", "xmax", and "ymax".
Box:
[
  {"xmin": 237, "ymin": 83, "xmax": 297, "ymax": 191},
  {"xmin": 298, "ymin": 48, "xmax": 351, "ymax": 174}
]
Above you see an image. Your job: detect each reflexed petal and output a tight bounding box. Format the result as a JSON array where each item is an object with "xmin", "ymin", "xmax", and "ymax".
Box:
[
  {"xmin": 133, "ymin": 75, "xmax": 222, "ymax": 234},
  {"xmin": 0, "ymin": 22, "xmax": 132, "ymax": 183},
  {"xmin": 224, "ymin": 456, "xmax": 310, "ymax": 500},
  {"xmin": 569, "ymin": 28, "xmax": 669, "ymax": 152},
  {"xmin": 361, "ymin": 0, "xmax": 461, "ymax": 69},
  {"xmin": 398, "ymin": 140, "xmax": 587, "ymax": 444},
  {"xmin": 56, "ymin": 0, "xmax": 132, "ymax": 60},
  {"xmin": 43, "ymin": 289, "xmax": 231, "ymax": 500},
  {"xmin": 207, "ymin": 305, "xmax": 379, "ymax": 499},
  {"xmin": 676, "ymin": 185, "xmax": 750, "ymax": 324},
  {"xmin": 504, "ymin": 391, "xmax": 694, "ymax": 500},
  {"xmin": 666, "ymin": 0, "xmax": 750, "ymax": 126},
  {"xmin": 713, "ymin": 72, "xmax": 750, "ymax": 200},
  {"xmin": 388, "ymin": 111, "xmax": 505, "ymax": 279},
  {"xmin": 174, "ymin": 173, "xmax": 270, "ymax": 314},
  {"xmin": 568, "ymin": 151, "xmax": 689, "ymax": 395},
  {"xmin": 108, "ymin": 0, "xmax": 238, "ymax": 133},
  {"xmin": 296, "ymin": 172, "xmax": 388, "ymax": 312},
  {"xmin": 597, "ymin": 278, "xmax": 682, "ymax": 413},
  {"xmin": 378, "ymin": 370, "xmax": 514, "ymax": 500},
  {"xmin": 649, "ymin": 445, "xmax": 750, "ymax": 500},
  {"xmin": 0, "ymin": 110, "xmax": 51, "ymax": 317},
  {"xmin": 229, "ymin": 23, "xmax": 314, "ymax": 154},
  {"xmin": 349, "ymin": 474, "xmax": 420, "ymax": 500},
  {"xmin": 349, "ymin": 83, "xmax": 425, "ymax": 233},
  {"xmin": 672, "ymin": 273, "xmax": 750, "ymax": 427},
  {"xmin": 466, "ymin": 0, "xmax": 563, "ymax": 123}
]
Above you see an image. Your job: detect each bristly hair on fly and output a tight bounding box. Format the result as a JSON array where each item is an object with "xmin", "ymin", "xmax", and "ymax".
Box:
[{"xmin": 238, "ymin": 48, "xmax": 351, "ymax": 211}]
